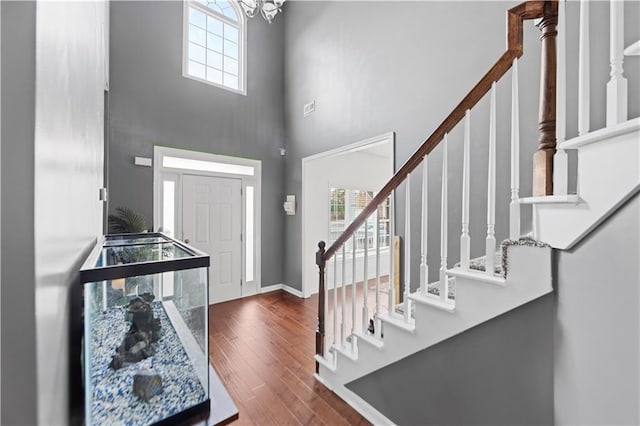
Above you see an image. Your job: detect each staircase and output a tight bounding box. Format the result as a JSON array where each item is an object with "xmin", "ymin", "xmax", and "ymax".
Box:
[
  {"xmin": 318, "ymin": 240, "xmax": 552, "ymax": 387},
  {"xmin": 312, "ymin": 1, "xmax": 639, "ymax": 424}
]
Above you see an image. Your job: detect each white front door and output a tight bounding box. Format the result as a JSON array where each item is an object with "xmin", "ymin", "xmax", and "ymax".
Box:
[{"xmin": 182, "ymin": 175, "xmax": 242, "ymax": 304}]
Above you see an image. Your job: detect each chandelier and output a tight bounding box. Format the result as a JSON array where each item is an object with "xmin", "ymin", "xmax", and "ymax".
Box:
[{"xmin": 238, "ymin": 0, "xmax": 285, "ymax": 24}]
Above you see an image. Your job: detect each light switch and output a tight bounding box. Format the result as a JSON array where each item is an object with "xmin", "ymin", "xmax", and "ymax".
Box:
[{"xmin": 283, "ymin": 195, "xmax": 296, "ymax": 215}]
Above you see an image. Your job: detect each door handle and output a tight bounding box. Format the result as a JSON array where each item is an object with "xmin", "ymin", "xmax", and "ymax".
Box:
[{"xmin": 184, "ymin": 238, "xmax": 190, "ymax": 244}]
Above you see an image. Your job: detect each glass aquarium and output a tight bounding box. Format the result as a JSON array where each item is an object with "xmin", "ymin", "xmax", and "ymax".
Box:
[{"xmin": 80, "ymin": 233, "xmax": 210, "ymax": 425}]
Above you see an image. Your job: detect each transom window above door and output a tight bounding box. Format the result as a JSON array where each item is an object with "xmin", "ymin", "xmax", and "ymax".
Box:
[{"xmin": 183, "ymin": 1, "xmax": 246, "ymax": 94}]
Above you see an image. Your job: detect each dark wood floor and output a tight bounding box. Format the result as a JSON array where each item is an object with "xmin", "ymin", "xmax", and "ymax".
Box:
[{"xmin": 208, "ymin": 290, "xmax": 371, "ymax": 426}]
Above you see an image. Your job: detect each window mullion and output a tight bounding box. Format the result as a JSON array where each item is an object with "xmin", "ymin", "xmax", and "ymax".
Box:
[{"xmin": 187, "ymin": 1, "xmax": 242, "ymax": 28}]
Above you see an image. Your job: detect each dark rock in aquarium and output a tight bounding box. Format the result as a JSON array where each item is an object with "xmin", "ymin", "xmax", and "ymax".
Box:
[
  {"xmin": 132, "ymin": 369, "xmax": 163, "ymax": 401},
  {"xmin": 127, "ymin": 298, "xmax": 161, "ymax": 341},
  {"xmin": 110, "ymin": 294, "xmax": 161, "ymax": 370}
]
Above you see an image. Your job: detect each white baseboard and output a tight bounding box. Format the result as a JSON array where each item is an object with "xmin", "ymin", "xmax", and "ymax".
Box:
[
  {"xmin": 314, "ymin": 373, "xmax": 396, "ymax": 426},
  {"xmin": 260, "ymin": 283, "xmax": 285, "ymax": 294},
  {"xmin": 260, "ymin": 283, "xmax": 305, "ymax": 298},
  {"xmin": 282, "ymin": 284, "xmax": 305, "ymax": 298}
]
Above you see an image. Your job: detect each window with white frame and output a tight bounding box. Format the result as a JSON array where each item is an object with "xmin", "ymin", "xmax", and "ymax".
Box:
[{"xmin": 183, "ymin": 0, "xmax": 246, "ymax": 94}]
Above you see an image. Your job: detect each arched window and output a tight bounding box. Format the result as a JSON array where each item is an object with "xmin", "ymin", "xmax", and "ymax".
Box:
[{"xmin": 183, "ymin": 1, "xmax": 246, "ymax": 94}]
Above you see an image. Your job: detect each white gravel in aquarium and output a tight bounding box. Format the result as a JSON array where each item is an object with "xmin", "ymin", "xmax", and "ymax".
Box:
[{"xmin": 89, "ymin": 302, "xmax": 206, "ymax": 425}]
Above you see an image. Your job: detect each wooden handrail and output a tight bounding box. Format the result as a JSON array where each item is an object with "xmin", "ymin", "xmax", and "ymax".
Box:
[
  {"xmin": 315, "ymin": 0, "xmax": 558, "ymax": 370},
  {"xmin": 322, "ymin": 0, "xmax": 556, "ymax": 263}
]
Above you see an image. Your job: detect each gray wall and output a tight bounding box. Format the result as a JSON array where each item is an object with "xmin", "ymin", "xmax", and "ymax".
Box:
[
  {"xmin": 1, "ymin": 2, "xmax": 106, "ymax": 424},
  {"xmin": 33, "ymin": 2, "xmax": 106, "ymax": 424},
  {"xmin": 1, "ymin": 2, "xmax": 37, "ymax": 424},
  {"xmin": 554, "ymin": 195, "xmax": 639, "ymax": 425},
  {"xmin": 108, "ymin": 1, "xmax": 286, "ymax": 286},
  {"xmin": 282, "ymin": 1, "xmax": 640, "ymax": 292},
  {"xmin": 348, "ymin": 295, "xmax": 555, "ymax": 425}
]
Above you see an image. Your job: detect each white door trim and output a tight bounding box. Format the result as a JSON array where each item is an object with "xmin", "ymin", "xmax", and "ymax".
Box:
[
  {"xmin": 301, "ymin": 132, "xmax": 395, "ymax": 298},
  {"xmin": 153, "ymin": 146, "xmax": 262, "ymax": 298}
]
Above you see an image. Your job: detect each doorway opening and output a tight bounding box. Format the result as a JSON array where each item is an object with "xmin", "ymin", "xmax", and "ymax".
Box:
[
  {"xmin": 153, "ymin": 146, "xmax": 262, "ymax": 303},
  {"xmin": 301, "ymin": 133, "xmax": 395, "ymax": 297}
]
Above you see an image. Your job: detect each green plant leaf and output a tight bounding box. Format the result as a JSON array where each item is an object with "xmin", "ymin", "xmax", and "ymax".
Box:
[{"xmin": 108, "ymin": 207, "xmax": 148, "ymax": 234}]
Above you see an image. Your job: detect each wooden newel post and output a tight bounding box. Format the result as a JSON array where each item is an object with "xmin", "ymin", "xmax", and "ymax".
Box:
[
  {"xmin": 315, "ymin": 241, "xmax": 326, "ymax": 373},
  {"xmin": 533, "ymin": 1, "xmax": 558, "ymax": 196}
]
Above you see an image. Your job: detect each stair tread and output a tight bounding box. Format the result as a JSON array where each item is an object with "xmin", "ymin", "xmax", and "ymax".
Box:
[
  {"xmin": 421, "ymin": 276, "xmax": 456, "ymax": 300},
  {"xmin": 446, "ymin": 267, "xmax": 506, "ymax": 286},
  {"xmin": 377, "ymin": 312, "xmax": 415, "ymax": 333},
  {"xmin": 332, "ymin": 343, "xmax": 358, "ymax": 361},
  {"xmin": 352, "ymin": 330, "xmax": 384, "ymax": 349},
  {"xmin": 454, "ymin": 252, "xmax": 503, "ymax": 275},
  {"xmin": 519, "ymin": 194, "xmax": 582, "ymax": 204},
  {"xmin": 393, "ymin": 300, "xmax": 416, "ymax": 318},
  {"xmin": 452, "ymin": 237, "xmax": 551, "ymax": 281},
  {"xmin": 558, "ymin": 116, "xmax": 640, "ymax": 149},
  {"xmin": 408, "ymin": 291, "xmax": 456, "ymax": 312}
]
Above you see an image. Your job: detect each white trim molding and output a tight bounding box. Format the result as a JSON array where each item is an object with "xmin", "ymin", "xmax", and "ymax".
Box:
[
  {"xmin": 301, "ymin": 132, "xmax": 395, "ymax": 298},
  {"xmin": 260, "ymin": 283, "xmax": 305, "ymax": 298},
  {"xmin": 314, "ymin": 373, "xmax": 397, "ymax": 426},
  {"xmin": 182, "ymin": 0, "xmax": 247, "ymax": 96},
  {"xmin": 153, "ymin": 146, "xmax": 262, "ymax": 298}
]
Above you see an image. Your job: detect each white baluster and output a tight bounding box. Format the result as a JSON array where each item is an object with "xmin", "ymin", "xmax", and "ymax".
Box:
[
  {"xmin": 461, "ymin": 111, "xmax": 471, "ymax": 269},
  {"xmin": 388, "ymin": 191, "xmax": 395, "ymax": 316},
  {"xmin": 341, "ymin": 245, "xmax": 346, "ymax": 347},
  {"xmin": 510, "ymin": 60, "xmax": 521, "ymax": 238},
  {"xmin": 554, "ymin": 0, "xmax": 569, "ymax": 196},
  {"xmin": 375, "ymin": 212, "xmax": 381, "ymax": 338},
  {"xmin": 439, "ymin": 135, "xmax": 449, "ymax": 303},
  {"xmin": 332, "ymin": 254, "xmax": 338, "ymax": 347},
  {"xmin": 351, "ymin": 235, "xmax": 357, "ymax": 353},
  {"xmin": 578, "ymin": 0, "xmax": 590, "ymax": 136},
  {"xmin": 486, "ymin": 82, "xmax": 497, "ymax": 276},
  {"xmin": 607, "ymin": 0, "xmax": 627, "ymax": 126},
  {"xmin": 362, "ymin": 219, "xmax": 369, "ymax": 333},
  {"xmin": 420, "ymin": 158, "xmax": 429, "ymax": 294},
  {"xmin": 403, "ymin": 176, "xmax": 412, "ymax": 322}
]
